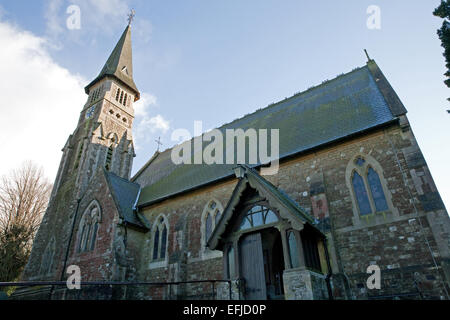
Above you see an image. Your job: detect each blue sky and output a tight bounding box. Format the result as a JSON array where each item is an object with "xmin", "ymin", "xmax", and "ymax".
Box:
[{"xmin": 0, "ymin": 0, "xmax": 449, "ymax": 210}]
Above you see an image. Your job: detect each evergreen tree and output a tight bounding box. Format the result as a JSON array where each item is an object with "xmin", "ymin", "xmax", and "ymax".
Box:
[{"xmin": 433, "ymin": 1, "xmax": 450, "ymax": 89}]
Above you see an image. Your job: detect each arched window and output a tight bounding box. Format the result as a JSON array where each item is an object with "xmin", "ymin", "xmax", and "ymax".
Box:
[
  {"xmin": 116, "ymin": 88, "xmax": 120, "ymax": 101},
  {"xmin": 77, "ymin": 201, "xmax": 101, "ymax": 253},
  {"xmin": 160, "ymin": 225, "xmax": 167, "ymax": 259},
  {"xmin": 78, "ymin": 224, "xmax": 86, "ymax": 252},
  {"xmin": 105, "ymin": 146, "xmax": 113, "ymax": 171},
  {"xmin": 40, "ymin": 237, "xmax": 55, "ymax": 275},
  {"xmin": 352, "ymin": 171, "xmax": 372, "ymax": 215},
  {"xmin": 90, "ymin": 221, "xmax": 99, "ymax": 251},
  {"xmin": 239, "ymin": 205, "xmax": 278, "ymax": 231},
  {"xmin": 206, "ymin": 213, "xmax": 212, "ymax": 240},
  {"xmin": 202, "ymin": 200, "xmax": 223, "ymax": 246},
  {"xmin": 123, "ymin": 93, "xmax": 127, "ymax": 106},
  {"xmin": 152, "ymin": 228, "xmax": 159, "ymax": 260},
  {"xmin": 368, "ymin": 167, "xmax": 388, "ymax": 212},
  {"xmin": 152, "ymin": 216, "xmax": 169, "ymax": 261},
  {"xmin": 120, "ymin": 91, "xmax": 124, "ymax": 104},
  {"xmin": 349, "ymin": 156, "xmax": 389, "ymax": 216},
  {"xmin": 82, "ymin": 223, "xmax": 92, "ymax": 251}
]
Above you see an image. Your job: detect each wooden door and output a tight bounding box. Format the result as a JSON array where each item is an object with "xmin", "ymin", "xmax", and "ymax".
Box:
[{"xmin": 239, "ymin": 232, "xmax": 266, "ymax": 300}]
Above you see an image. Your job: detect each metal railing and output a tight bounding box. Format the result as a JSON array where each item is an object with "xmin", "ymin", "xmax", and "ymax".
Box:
[{"xmin": 0, "ymin": 279, "xmax": 243, "ymax": 300}]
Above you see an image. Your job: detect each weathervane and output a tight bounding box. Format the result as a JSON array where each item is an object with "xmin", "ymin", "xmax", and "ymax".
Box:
[
  {"xmin": 155, "ymin": 137, "xmax": 163, "ymax": 152},
  {"xmin": 127, "ymin": 9, "xmax": 136, "ymax": 25}
]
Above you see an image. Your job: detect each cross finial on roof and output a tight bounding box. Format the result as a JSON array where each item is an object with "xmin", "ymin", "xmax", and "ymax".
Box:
[
  {"xmin": 364, "ymin": 49, "xmax": 372, "ymax": 62},
  {"xmin": 155, "ymin": 137, "xmax": 163, "ymax": 152},
  {"xmin": 127, "ymin": 9, "xmax": 136, "ymax": 26}
]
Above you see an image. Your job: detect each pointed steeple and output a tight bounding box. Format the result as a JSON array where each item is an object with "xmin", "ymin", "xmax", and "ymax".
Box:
[{"xmin": 85, "ymin": 25, "xmax": 140, "ymax": 100}]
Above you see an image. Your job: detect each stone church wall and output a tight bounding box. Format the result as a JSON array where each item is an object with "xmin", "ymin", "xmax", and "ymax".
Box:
[
  {"xmin": 132, "ymin": 119, "xmax": 449, "ymax": 299},
  {"xmin": 65, "ymin": 170, "xmax": 120, "ymax": 283}
]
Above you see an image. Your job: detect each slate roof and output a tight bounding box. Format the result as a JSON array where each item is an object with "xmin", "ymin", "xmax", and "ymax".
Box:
[
  {"xmin": 134, "ymin": 60, "xmax": 407, "ymax": 208},
  {"xmin": 104, "ymin": 171, "xmax": 149, "ymax": 230},
  {"xmin": 85, "ymin": 25, "xmax": 140, "ymax": 99}
]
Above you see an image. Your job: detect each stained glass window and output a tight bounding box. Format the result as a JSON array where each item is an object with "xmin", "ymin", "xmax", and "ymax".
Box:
[
  {"xmin": 355, "ymin": 157, "xmax": 366, "ymax": 167},
  {"xmin": 203, "ymin": 200, "xmax": 223, "ymax": 247},
  {"xmin": 352, "ymin": 172, "xmax": 372, "ymax": 215},
  {"xmin": 153, "ymin": 228, "xmax": 159, "ymax": 260},
  {"xmin": 252, "ymin": 209, "xmax": 264, "ymax": 227},
  {"xmin": 160, "ymin": 225, "xmax": 167, "ymax": 259},
  {"xmin": 206, "ymin": 213, "xmax": 212, "ymax": 240},
  {"xmin": 152, "ymin": 217, "xmax": 168, "ymax": 261},
  {"xmin": 265, "ymin": 210, "xmax": 278, "ymax": 224},
  {"xmin": 239, "ymin": 206, "xmax": 278, "ymax": 231},
  {"xmin": 214, "ymin": 209, "xmax": 221, "ymax": 225},
  {"xmin": 90, "ymin": 221, "xmax": 98, "ymax": 251},
  {"xmin": 368, "ymin": 167, "xmax": 388, "ymax": 212}
]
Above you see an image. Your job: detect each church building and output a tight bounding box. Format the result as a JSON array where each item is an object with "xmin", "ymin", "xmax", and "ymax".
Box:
[{"xmin": 15, "ymin": 23, "xmax": 450, "ymax": 300}]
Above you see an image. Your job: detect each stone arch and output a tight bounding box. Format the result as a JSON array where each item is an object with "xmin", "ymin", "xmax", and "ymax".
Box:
[
  {"xmin": 200, "ymin": 198, "xmax": 224, "ymax": 260},
  {"xmin": 76, "ymin": 199, "xmax": 102, "ymax": 253},
  {"xmin": 149, "ymin": 213, "xmax": 169, "ymax": 268},
  {"xmin": 40, "ymin": 237, "xmax": 56, "ymax": 276},
  {"xmin": 106, "ymin": 132, "xmax": 119, "ymax": 146},
  {"xmin": 345, "ymin": 153, "xmax": 398, "ymax": 226}
]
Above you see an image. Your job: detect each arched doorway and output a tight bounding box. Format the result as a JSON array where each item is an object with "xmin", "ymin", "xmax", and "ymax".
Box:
[
  {"xmin": 238, "ymin": 227, "xmax": 285, "ymax": 300},
  {"xmin": 207, "ymin": 167, "xmax": 329, "ymax": 300},
  {"xmin": 227, "ymin": 204, "xmax": 284, "ymax": 300}
]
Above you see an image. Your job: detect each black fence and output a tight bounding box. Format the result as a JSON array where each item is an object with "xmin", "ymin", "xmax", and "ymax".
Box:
[{"xmin": 0, "ymin": 279, "xmax": 242, "ymax": 300}]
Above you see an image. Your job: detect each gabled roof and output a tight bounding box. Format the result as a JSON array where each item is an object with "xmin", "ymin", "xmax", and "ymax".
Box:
[
  {"xmin": 85, "ymin": 25, "xmax": 140, "ymax": 100},
  {"xmin": 104, "ymin": 171, "xmax": 149, "ymax": 231},
  {"xmin": 207, "ymin": 165, "xmax": 322, "ymax": 250},
  {"xmin": 134, "ymin": 60, "xmax": 406, "ymax": 208}
]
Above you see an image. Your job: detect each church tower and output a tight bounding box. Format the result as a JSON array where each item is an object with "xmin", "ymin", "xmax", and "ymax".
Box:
[
  {"xmin": 51, "ymin": 24, "xmax": 140, "ymax": 199},
  {"xmin": 18, "ymin": 23, "xmax": 141, "ymax": 291}
]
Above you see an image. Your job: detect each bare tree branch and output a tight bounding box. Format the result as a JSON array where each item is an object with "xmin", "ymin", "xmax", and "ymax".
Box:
[{"xmin": 0, "ymin": 161, "xmax": 52, "ymax": 283}]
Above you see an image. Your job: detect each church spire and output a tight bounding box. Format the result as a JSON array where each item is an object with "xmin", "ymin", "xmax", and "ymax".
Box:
[{"xmin": 85, "ymin": 23, "xmax": 140, "ymax": 100}]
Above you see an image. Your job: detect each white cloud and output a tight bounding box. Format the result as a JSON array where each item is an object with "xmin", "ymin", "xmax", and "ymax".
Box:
[
  {"xmin": 139, "ymin": 115, "xmax": 170, "ymax": 134},
  {"xmin": 134, "ymin": 92, "xmax": 157, "ymax": 117},
  {"xmin": 45, "ymin": 0, "xmax": 65, "ymax": 40},
  {"xmin": 132, "ymin": 92, "xmax": 170, "ymax": 150},
  {"xmin": 0, "ymin": 20, "xmax": 86, "ymax": 181}
]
